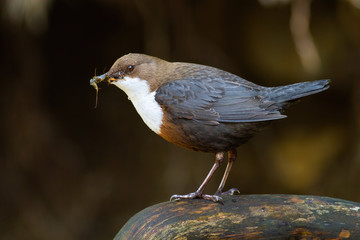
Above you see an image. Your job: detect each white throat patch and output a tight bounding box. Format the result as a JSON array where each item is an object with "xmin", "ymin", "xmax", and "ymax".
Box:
[{"xmin": 112, "ymin": 76, "xmax": 163, "ymax": 134}]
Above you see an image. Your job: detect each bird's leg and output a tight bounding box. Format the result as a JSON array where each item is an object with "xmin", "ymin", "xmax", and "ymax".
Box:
[
  {"xmin": 215, "ymin": 149, "xmax": 240, "ymax": 196},
  {"xmin": 170, "ymin": 152, "xmax": 225, "ymax": 202}
]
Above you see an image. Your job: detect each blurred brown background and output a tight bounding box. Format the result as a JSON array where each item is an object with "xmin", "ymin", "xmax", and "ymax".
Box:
[{"xmin": 1, "ymin": 0, "xmax": 359, "ymax": 239}]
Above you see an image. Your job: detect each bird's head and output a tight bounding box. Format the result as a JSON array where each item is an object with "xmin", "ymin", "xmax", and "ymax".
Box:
[{"xmin": 90, "ymin": 53, "xmax": 173, "ymax": 94}]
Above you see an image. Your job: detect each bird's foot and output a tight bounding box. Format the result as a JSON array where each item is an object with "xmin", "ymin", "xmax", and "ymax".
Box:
[
  {"xmin": 170, "ymin": 192, "xmax": 223, "ymax": 202},
  {"xmin": 215, "ymin": 188, "xmax": 240, "ymax": 196}
]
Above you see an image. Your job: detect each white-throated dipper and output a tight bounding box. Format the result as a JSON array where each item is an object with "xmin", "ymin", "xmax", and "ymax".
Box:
[{"xmin": 90, "ymin": 53, "xmax": 330, "ymax": 202}]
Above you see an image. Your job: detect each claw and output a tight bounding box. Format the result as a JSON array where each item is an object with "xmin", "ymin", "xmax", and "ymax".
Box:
[{"xmin": 216, "ymin": 187, "xmax": 240, "ymax": 196}]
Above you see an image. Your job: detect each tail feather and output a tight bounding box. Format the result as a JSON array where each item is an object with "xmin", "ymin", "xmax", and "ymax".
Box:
[{"xmin": 265, "ymin": 79, "xmax": 330, "ymax": 103}]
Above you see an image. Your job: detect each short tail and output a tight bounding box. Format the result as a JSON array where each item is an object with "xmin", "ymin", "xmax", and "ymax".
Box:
[{"xmin": 265, "ymin": 79, "xmax": 330, "ymax": 103}]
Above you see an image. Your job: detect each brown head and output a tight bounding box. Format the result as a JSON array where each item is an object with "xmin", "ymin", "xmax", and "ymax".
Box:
[{"xmin": 106, "ymin": 53, "xmax": 176, "ymax": 92}]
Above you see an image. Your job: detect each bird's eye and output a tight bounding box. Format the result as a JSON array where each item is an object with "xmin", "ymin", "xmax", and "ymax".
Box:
[{"xmin": 127, "ymin": 65, "xmax": 135, "ymax": 72}]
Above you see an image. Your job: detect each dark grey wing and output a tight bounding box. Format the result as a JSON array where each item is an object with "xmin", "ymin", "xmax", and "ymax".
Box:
[
  {"xmin": 214, "ymin": 80, "xmax": 286, "ymax": 122},
  {"xmin": 155, "ymin": 76, "xmax": 286, "ymax": 126},
  {"xmin": 155, "ymin": 77, "xmax": 225, "ymax": 125}
]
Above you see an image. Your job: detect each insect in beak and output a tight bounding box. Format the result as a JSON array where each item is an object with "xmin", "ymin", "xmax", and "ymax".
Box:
[{"xmin": 90, "ymin": 73, "xmax": 109, "ymax": 108}]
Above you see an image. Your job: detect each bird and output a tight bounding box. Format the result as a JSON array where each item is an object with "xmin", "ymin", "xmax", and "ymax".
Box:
[{"xmin": 90, "ymin": 53, "xmax": 330, "ymax": 202}]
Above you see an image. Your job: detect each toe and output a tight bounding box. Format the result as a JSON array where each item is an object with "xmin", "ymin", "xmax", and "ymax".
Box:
[
  {"xmin": 216, "ymin": 188, "xmax": 240, "ymax": 196},
  {"xmin": 201, "ymin": 194, "xmax": 223, "ymax": 202},
  {"xmin": 170, "ymin": 192, "xmax": 199, "ymax": 201}
]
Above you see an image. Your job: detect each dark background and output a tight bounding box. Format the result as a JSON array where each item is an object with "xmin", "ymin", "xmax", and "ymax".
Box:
[{"xmin": 1, "ymin": 0, "xmax": 360, "ymax": 239}]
